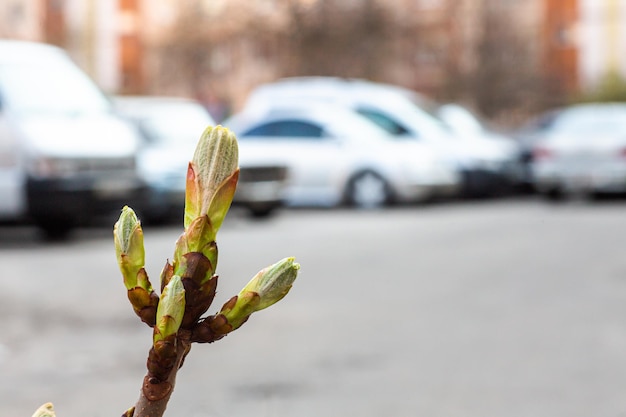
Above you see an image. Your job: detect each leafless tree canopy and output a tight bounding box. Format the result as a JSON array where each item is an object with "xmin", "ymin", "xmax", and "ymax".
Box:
[
  {"xmin": 281, "ymin": 0, "xmax": 393, "ymax": 80},
  {"xmin": 148, "ymin": 0, "xmax": 557, "ymax": 122},
  {"xmin": 463, "ymin": 2, "xmax": 555, "ymax": 122}
]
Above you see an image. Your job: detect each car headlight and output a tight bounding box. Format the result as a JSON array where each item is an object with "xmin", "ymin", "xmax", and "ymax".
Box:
[
  {"xmin": 29, "ymin": 156, "xmax": 136, "ymax": 179},
  {"xmin": 28, "ymin": 157, "xmax": 77, "ymax": 178}
]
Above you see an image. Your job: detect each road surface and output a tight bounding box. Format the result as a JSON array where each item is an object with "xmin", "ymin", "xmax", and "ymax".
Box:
[{"xmin": 2, "ymin": 199, "xmax": 626, "ymax": 417}]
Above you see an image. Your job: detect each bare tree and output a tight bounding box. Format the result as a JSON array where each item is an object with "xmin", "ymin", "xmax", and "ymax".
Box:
[
  {"xmin": 282, "ymin": 0, "xmax": 393, "ymax": 80},
  {"xmin": 458, "ymin": 1, "xmax": 557, "ymax": 123}
]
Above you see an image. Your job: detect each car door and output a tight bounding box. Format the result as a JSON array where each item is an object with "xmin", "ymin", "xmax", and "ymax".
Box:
[
  {"xmin": 0, "ymin": 106, "xmax": 24, "ymax": 219},
  {"xmin": 241, "ymin": 119, "xmax": 344, "ymax": 206}
]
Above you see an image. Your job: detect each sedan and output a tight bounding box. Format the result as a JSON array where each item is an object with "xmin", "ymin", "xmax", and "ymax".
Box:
[
  {"xmin": 529, "ymin": 103, "xmax": 626, "ymax": 199},
  {"xmin": 241, "ymin": 77, "xmax": 521, "ymax": 197},
  {"xmin": 114, "ymin": 96, "xmax": 288, "ymax": 220},
  {"xmin": 223, "ymin": 103, "xmax": 460, "ymax": 208}
]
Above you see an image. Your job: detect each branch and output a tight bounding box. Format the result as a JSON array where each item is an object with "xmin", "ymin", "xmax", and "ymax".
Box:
[{"xmin": 130, "ymin": 331, "xmax": 192, "ymax": 417}]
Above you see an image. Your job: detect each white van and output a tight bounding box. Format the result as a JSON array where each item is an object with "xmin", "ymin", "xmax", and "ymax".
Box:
[{"xmin": 0, "ymin": 40, "xmax": 147, "ymax": 238}]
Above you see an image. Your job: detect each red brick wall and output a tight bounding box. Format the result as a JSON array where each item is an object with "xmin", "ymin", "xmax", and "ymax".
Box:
[
  {"xmin": 118, "ymin": 0, "xmax": 143, "ymax": 93},
  {"xmin": 544, "ymin": 0, "xmax": 579, "ymax": 94}
]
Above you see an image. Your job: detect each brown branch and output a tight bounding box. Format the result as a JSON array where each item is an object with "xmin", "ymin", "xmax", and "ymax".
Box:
[{"xmin": 130, "ymin": 330, "xmax": 192, "ymax": 417}]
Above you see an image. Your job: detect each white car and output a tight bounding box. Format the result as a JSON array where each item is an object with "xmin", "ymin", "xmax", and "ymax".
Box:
[
  {"xmin": 530, "ymin": 103, "xmax": 626, "ymax": 199},
  {"xmin": 223, "ymin": 103, "xmax": 460, "ymax": 208},
  {"xmin": 434, "ymin": 102, "xmax": 524, "ymax": 192},
  {"xmin": 114, "ymin": 96, "xmax": 287, "ymax": 220},
  {"xmin": 241, "ymin": 77, "xmax": 521, "ymax": 197},
  {"xmin": 0, "ymin": 40, "xmax": 146, "ymax": 238}
]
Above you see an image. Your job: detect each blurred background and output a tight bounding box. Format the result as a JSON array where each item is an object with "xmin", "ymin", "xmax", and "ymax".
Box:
[
  {"xmin": 3, "ymin": 0, "xmax": 622, "ymax": 124},
  {"xmin": 3, "ymin": 1, "xmax": 626, "ymax": 417}
]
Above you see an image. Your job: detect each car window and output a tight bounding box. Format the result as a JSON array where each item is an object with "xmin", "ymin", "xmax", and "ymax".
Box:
[
  {"xmin": 131, "ymin": 104, "xmax": 215, "ymax": 145},
  {"xmin": 243, "ymin": 120, "xmax": 325, "ymax": 138},
  {"xmin": 517, "ymin": 110, "xmax": 560, "ymax": 135},
  {"xmin": 0, "ymin": 58, "xmax": 111, "ymax": 115},
  {"xmin": 550, "ymin": 108, "xmax": 626, "ymax": 136},
  {"xmin": 355, "ymin": 108, "xmax": 411, "ymax": 136}
]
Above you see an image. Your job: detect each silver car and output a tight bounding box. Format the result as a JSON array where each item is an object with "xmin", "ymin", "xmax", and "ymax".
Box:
[
  {"xmin": 224, "ymin": 103, "xmax": 460, "ymax": 208},
  {"xmin": 530, "ymin": 103, "xmax": 626, "ymax": 199},
  {"xmin": 241, "ymin": 77, "xmax": 521, "ymax": 197}
]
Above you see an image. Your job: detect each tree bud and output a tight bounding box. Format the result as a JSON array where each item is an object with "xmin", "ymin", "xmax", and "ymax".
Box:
[
  {"xmin": 114, "ymin": 206, "xmax": 145, "ymax": 289},
  {"xmin": 184, "ymin": 125, "xmax": 239, "ymax": 232},
  {"xmin": 154, "ymin": 275, "xmax": 186, "ymax": 345},
  {"xmin": 220, "ymin": 257, "xmax": 299, "ymax": 330}
]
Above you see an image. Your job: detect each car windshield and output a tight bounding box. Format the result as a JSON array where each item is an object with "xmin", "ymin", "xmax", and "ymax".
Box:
[
  {"xmin": 0, "ymin": 60, "xmax": 111, "ymax": 115},
  {"xmin": 136, "ymin": 104, "xmax": 215, "ymax": 145},
  {"xmin": 394, "ymin": 93, "xmax": 458, "ymax": 139},
  {"xmin": 242, "ymin": 120, "xmax": 325, "ymax": 138},
  {"xmin": 356, "ymin": 108, "xmax": 410, "ymax": 136},
  {"xmin": 550, "ymin": 107, "xmax": 626, "ymax": 136}
]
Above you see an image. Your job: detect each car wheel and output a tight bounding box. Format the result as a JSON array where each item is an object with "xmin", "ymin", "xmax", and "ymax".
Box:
[
  {"xmin": 248, "ymin": 205, "xmax": 277, "ymax": 219},
  {"xmin": 542, "ymin": 187, "xmax": 566, "ymax": 202},
  {"xmin": 345, "ymin": 171, "xmax": 391, "ymax": 209},
  {"xmin": 35, "ymin": 217, "xmax": 75, "ymax": 240}
]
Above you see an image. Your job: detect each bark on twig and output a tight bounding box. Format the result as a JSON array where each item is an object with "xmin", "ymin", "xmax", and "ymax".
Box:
[{"xmin": 131, "ymin": 331, "xmax": 192, "ymax": 417}]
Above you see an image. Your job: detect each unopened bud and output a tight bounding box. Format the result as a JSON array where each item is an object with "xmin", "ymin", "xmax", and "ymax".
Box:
[
  {"xmin": 114, "ymin": 206, "xmax": 158, "ymax": 325},
  {"xmin": 114, "ymin": 206, "xmax": 145, "ymax": 290},
  {"xmin": 242, "ymin": 257, "xmax": 300, "ymax": 310},
  {"xmin": 220, "ymin": 257, "xmax": 299, "ymax": 330},
  {"xmin": 32, "ymin": 403, "xmax": 55, "ymax": 417},
  {"xmin": 154, "ymin": 275, "xmax": 186, "ymax": 345},
  {"xmin": 184, "ymin": 125, "xmax": 239, "ymax": 232}
]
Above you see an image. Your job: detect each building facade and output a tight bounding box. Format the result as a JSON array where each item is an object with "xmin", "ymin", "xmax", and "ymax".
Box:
[
  {"xmin": 0, "ymin": 1, "xmax": 624, "ymax": 108},
  {"xmin": 577, "ymin": 0, "xmax": 626, "ymax": 89}
]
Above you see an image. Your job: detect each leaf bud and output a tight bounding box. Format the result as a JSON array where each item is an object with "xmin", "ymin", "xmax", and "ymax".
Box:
[
  {"xmin": 154, "ymin": 275, "xmax": 186, "ymax": 345},
  {"xmin": 184, "ymin": 125, "xmax": 239, "ymax": 231}
]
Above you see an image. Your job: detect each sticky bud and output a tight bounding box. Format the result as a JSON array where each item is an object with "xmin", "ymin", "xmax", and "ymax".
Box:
[
  {"xmin": 220, "ymin": 257, "xmax": 299, "ymax": 330},
  {"xmin": 184, "ymin": 125, "xmax": 239, "ymax": 232},
  {"xmin": 242, "ymin": 257, "xmax": 300, "ymax": 311},
  {"xmin": 31, "ymin": 403, "xmax": 55, "ymax": 417},
  {"xmin": 114, "ymin": 206, "xmax": 146, "ymax": 290},
  {"xmin": 154, "ymin": 275, "xmax": 186, "ymax": 345}
]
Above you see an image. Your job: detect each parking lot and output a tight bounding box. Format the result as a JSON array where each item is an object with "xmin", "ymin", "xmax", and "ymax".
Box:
[{"xmin": 2, "ymin": 198, "xmax": 626, "ymax": 417}]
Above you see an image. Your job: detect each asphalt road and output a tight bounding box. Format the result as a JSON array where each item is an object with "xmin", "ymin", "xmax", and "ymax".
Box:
[{"xmin": 2, "ymin": 198, "xmax": 626, "ymax": 417}]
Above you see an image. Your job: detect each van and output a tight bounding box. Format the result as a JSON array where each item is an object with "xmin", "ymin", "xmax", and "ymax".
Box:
[{"xmin": 0, "ymin": 40, "xmax": 147, "ymax": 238}]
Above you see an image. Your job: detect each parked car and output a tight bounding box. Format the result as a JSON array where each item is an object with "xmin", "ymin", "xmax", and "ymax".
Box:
[
  {"xmin": 419, "ymin": 100, "xmax": 525, "ymax": 195},
  {"xmin": 379, "ymin": 90, "xmax": 522, "ymax": 197},
  {"xmin": 223, "ymin": 103, "xmax": 460, "ymax": 208},
  {"xmin": 114, "ymin": 96, "xmax": 287, "ymax": 220},
  {"xmin": 0, "ymin": 40, "xmax": 147, "ymax": 238},
  {"xmin": 241, "ymin": 77, "xmax": 520, "ymax": 197},
  {"xmin": 528, "ymin": 103, "xmax": 626, "ymax": 199},
  {"xmin": 435, "ymin": 103, "xmax": 486, "ymax": 135},
  {"xmin": 512, "ymin": 108, "xmax": 563, "ymax": 191}
]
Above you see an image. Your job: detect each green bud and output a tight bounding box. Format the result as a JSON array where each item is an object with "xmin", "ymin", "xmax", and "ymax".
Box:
[
  {"xmin": 219, "ymin": 257, "xmax": 299, "ymax": 330},
  {"xmin": 31, "ymin": 403, "xmax": 55, "ymax": 417},
  {"xmin": 114, "ymin": 206, "xmax": 145, "ymax": 290},
  {"xmin": 154, "ymin": 275, "xmax": 186, "ymax": 345},
  {"xmin": 242, "ymin": 257, "xmax": 300, "ymax": 310},
  {"xmin": 114, "ymin": 206, "xmax": 158, "ymax": 325},
  {"xmin": 185, "ymin": 125, "xmax": 239, "ymax": 231},
  {"xmin": 219, "ymin": 292, "xmax": 261, "ymax": 331}
]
